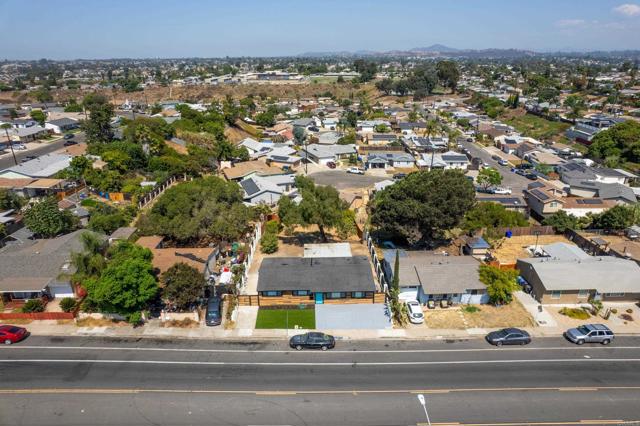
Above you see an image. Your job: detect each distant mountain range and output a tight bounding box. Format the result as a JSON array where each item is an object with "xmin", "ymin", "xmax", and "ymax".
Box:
[{"xmin": 298, "ymin": 45, "xmax": 637, "ymax": 59}]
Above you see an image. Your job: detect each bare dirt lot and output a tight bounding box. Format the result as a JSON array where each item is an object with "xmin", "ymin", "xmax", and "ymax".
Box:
[{"xmin": 491, "ymin": 234, "xmax": 578, "ymax": 265}]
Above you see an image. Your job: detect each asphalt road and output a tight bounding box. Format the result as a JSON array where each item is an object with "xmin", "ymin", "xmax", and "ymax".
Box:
[
  {"xmin": 1, "ymin": 336, "xmax": 640, "ymax": 425},
  {"xmin": 0, "ymin": 132, "xmax": 86, "ymax": 170},
  {"xmin": 462, "ymin": 140, "xmax": 532, "ymax": 196}
]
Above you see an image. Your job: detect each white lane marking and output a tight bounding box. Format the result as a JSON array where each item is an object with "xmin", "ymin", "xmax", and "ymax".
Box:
[
  {"xmin": 4, "ymin": 345, "xmax": 640, "ymax": 354},
  {"xmin": 3, "ymin": 358, "xmax": 640, "ymax": 366}
]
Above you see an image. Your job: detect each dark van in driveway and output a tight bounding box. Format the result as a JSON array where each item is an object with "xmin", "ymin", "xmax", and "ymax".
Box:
[{"xmin": 205, "ymin": 297, "xmax": 222, "ymax": 326}]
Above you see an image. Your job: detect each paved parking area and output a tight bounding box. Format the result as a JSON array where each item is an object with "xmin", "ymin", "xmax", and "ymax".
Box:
[
  {"xmin": 315, "ymin": 304, "xmax": 392, "ymax": 330},
  {"xmin": 307, "ymin": 170, "xmax": 388, "ymax": 190}
]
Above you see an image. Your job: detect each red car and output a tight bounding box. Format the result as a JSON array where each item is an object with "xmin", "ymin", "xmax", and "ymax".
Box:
[{"xmin": 0, "ymin": 325, "xmax": 28, "ymax": 345}]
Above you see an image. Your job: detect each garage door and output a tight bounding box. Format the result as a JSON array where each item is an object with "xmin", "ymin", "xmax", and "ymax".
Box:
[{"xmin": 49, "ymin": 284, "xmax": 75, "ymax": 298}]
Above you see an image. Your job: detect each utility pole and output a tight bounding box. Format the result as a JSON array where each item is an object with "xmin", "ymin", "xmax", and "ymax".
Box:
[{"xmin": 2, "ymin": 125, "xmax": 18, "ymax": 166}]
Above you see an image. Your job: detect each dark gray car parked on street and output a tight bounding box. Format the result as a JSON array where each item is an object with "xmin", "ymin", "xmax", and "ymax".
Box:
[{"xmin": 486, "ymin": 328, "xmax": 532, "ymax": 346}]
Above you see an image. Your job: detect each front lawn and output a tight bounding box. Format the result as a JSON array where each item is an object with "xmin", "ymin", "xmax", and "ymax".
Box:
[{"xmin": 255, "ymin": 308, "xmax": 315, "ymax": 329}]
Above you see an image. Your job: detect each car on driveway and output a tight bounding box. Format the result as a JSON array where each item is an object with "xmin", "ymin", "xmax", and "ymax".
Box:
[
  {"xmin": 393, "ymin": 173, "xmax": 407, "ymax": 180},
  {"xmin": 491, "ymin": 187, "xmax": 512, "ymax": 195},
  {"xmin": 205, "ymin": 296, "xmax": 222, "ymax": 326},
  {"xmin": 290, "ymin": 332, "xmax": 335, "ymax": 351},
  {"xmin": 564, "ymin": 324, "xmax": 614, "ymax": 345},
  {"xmin": 13, "ymin": 143, "xmax": 27, "ymax": 150},
  {"xmin": 0, "ymin": 325, "xmax": 28, "ymax": 345},
  {"xmin": 346, "ymin": 167, "xmax": 365, "ymax": 175},
  {"xmin": 405, "ymin": 300, "xmax": 424, "ymax": 324},
  {"xmin": 63, "ymin": 134, "xmax": 75, "ymax": 140},
  {"xmin": 486, "ymin": 328, "xmax": 531, "ymax": 346},
  {"xmin": 326, "ymin": 161, "xmax": 336, "ymax": 169},
  {"xmin": 525, "ymin": 173, "xmax": 538, "ymax": 180},
  {"xmin": 63, "ymin": 140, "xmax": 78, "ymax": 146},
  {"xmin": 498, "ymin": 159, "xmax": 509, "ymax": 166}
]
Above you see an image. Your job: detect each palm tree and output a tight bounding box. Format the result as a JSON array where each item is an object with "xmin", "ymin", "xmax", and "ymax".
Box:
[
  {"xmin": 1, "ymin": 123, "xmax": 18, "ymax": 166},
  {"xmin": 423, "ymin": 119, "xmax": 440, "ymax": 170},
  {"xmin": 71, "ymin": 232, "xmax": 107, "ymax": 282}
]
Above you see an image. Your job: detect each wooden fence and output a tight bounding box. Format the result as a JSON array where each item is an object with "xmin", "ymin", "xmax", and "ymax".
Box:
[
  {"xmin": 494, "ymin": 225, "xmax": 555, "ymax": 237},
  {"xmin": 238, "ymin": 295, "xmax": 259, "ymax": 306}
]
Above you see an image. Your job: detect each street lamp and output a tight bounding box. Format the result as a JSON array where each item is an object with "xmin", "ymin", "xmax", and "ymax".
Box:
[
  {"xmin": 533, "ymin": 230, "xmax": 541, "ymax": 254},
  {"xmin": 417, "ymin": 394, "xmax": 432, "ymax": 426}
]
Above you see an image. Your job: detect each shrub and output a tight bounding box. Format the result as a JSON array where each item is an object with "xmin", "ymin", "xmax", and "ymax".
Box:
[
  {"xmin": 620, "ymin": 313, "xmax": 634, "ymax": 321},
  {"xmin": 127, "ymin": 311, "xmax": 143, "ymax": 325},
  {"xmin": 590, "ymin": 299, "xmax": 603, "ymax": 315},
  {"xmin": 260, "ymin": 232, "xmax": 279, "ymax": 254},
  {"xmin": 559, "ymin": 307, "xmax": 591, "ymax": 320},
  {"xmin": 611, "ymin": 308, "xmax": 618, "ymax": 314},
  {"xmin": 59, "ymin": 297, "xmax": 77, "ymax": 313},
  {"xmin": 264, "ymin": 220, "xmax": 280, "ymax": 235},
  {"xmin": 626, "ymin": 308, "xmax": 633, "ymax": 314},
  {"xmin": 22, "ymin": 299, "xmax": 45, "ymax": 313},
  {"xmin": 463, "ymin": 305, "xmax": 480, "ymax": 313}
]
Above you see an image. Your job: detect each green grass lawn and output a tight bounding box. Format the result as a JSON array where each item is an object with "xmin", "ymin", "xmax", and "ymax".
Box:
[
  {"xmin": 505, "ymin": 114, "xmax": 571, "ymax": 140},
  {"xmin": 255, "ymin": 308, "xmax": 315, "ymax": 329}
]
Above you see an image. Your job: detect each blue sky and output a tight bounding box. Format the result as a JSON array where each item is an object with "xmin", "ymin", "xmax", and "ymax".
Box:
[{"xmin": 1, "ymin": 0, "xmax": 639, "ymax": 59}]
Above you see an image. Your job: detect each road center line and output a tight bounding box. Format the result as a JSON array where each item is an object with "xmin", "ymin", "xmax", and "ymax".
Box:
[
  {"xmin": 4, "ymin": 345, "xmax": 640, "ymax": 354},
  {"xmin": 3, "ymin": 358, "xmax": 640, "ymax": 366}
]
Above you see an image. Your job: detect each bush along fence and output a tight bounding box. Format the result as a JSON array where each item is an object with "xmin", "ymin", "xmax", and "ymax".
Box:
[
  {"xmin": 364, "ymin": 229, "xmax": 389, "ymax": 295},
  {"xmin": 236, "ymin": 222, "xmax": 262, "ymax": 293},
  {"xmin": 137, "ymin": 174, "xmax": 191, "ymax": 209}
]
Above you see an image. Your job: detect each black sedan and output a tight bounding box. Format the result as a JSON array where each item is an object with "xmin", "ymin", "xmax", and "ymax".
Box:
[
  {"xmin": 289, "ymin": 332, "xmax": 335, "ymax": 351},
  {"xmin": 486, "ymin": 328, "xmax": 531, "ymax": 346}
]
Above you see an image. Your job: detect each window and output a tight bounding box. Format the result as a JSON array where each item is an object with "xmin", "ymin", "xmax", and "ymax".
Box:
[
  {"xmin": 605, "ymin": 292, "xmax": 625, "ymax": 297},
  {"xmin": 352, "ymin": 292, "xmax": 366, "ymax": 299},
  {"xmin": 263, "ymin": 291, "xmax": 282, "ymax": 297},
  {"xmin": 551, "ymin": 291, "xmax": 562, "ymax": 299},
  {"xmin": 550, "ymin": 201, "xmax": 558, "ymax": 208},
  {"xmin": 292, "ymin": 290, "xmax": 309, "ymax": 296},
  {"xmin": 326, "ymin": 292, "xmax": 346, "ymax": 299},
  {"xmin": 577, "ymin": 290, "xmax": 590, "ymax": 299}
]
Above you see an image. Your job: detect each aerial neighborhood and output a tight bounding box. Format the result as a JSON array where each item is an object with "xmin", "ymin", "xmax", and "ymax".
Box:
[{"xmin": 1, "ymin": 51, "xmax": 640, "ymax": 341}]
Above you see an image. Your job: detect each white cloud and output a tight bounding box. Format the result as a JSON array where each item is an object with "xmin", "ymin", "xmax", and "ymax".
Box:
[
  {"xmin": 613, "ymin": 3, "xmax": 640, "ymax": 16},
  {"xmin": 555, "ymin": 19, "xmax": 586, "ymax": 28}
]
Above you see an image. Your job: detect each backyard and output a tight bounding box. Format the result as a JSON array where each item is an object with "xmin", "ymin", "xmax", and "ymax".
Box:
[{"xmin": 255, "ymin": 308, "xmax": 316, "ymax": 329}]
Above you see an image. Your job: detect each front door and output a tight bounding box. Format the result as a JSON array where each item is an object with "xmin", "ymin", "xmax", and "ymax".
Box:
[{"xmin": 315, "ymin": 292, "xmax": 324, "ymax": 304}]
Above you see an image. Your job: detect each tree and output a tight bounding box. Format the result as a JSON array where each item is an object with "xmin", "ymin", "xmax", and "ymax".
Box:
[
  {"xmin": 479, "ymin": 265, "xmax": 519, "ymax": 305},
  {"xmin": 336, "ymin": 209, "xmax": 357, "ymax": 239},
  {"xmin": 30, "ymin": 109, "xmax": 46, "ymax": 125},
  {"xmin": 370, "ymin": 170, "xmax": 475, "ymax": 245},
  {"xmin": 543, "ymin": 210, "xmax": 581, "ymax": 232},
  {"xmin": 254, "ymin": 111, "xmax": 276, "ymax": 127},
  {"xmin": 161, "ymin": 263, "xmax": 205, "ymax": 310},
  {"xmin": 84, "ymin": 257, "xmax": 158, "ymax": 320},
  {"xmin": 82, "ymin": 93, "xmax": 114, "ymax": 144},
  {"xmin": 463, "ymin": 202, "xmax": 528, "ymax": 233},
  {"xmin": 374, "ymin": 124, "xmax": 390, "ymax": 133},
  {"xmin": 588, "ymin": 121, "xmax": 640, "ymax": 165},
  {"xmin": 66, "ymin": 155, "xmax": 92, "ymax": 182},
  {"xmin": 592, "ymin": 205, "xmax": 635, "ymax": 230},
  {"xmin": 71, "ymin": 231, "xmax": 108, "ymax": 282},
  {"xmin": 0, "ymin": 188, "xmax": 23, "ymax": 210},
  {"xmin": 564, "ymin": 94, "xmax": 586, "ymax": 119},
  {"xmin": 436, "ymin": 60, "xmax": 460, "ymax": 92},
  {"xmin": 391, "ymin": 250, "xmax": 400, "ymax": 292},
  {"xmin": 1, "ymin": 122, "xmax": 18, "ymax": 166},
  {"xmin": 293, "ymin": 126, "xmax": 306, "ymax": 145},
  {"xmin": 353, "ymin": 59, "xmax": 377, "ymax": 82},
  {"xmin": 23, "ymin": 197, "xmax": 76, "ymax": 238},
  {"xmin": 375, "ymin": 78, "xmax": 394, "ymax": 95},
  {"xmin": 476, "ymin": 167, "xmax": 503, "ymax": 190},
  {"xmin": 260, "ymin": 232, "xmax": 279, "ymax": 254}
]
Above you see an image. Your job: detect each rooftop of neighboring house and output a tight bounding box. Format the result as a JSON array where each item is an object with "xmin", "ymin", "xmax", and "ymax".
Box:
[
  {"xmin": 302, "ymin": 143, "xmax": 356, "ymax": 158},
  {"xmin": 257, "ymin": 256, "xmax": 377, "ymax": 293},
  {"xmin": 517, "ymin": 249, "xmax": 640, "ymax": 293},
  {"xmin": 0, "ymin": 154, "xmax": 72, "ymax": 179},
  {"xmin": 0, "ymin": 230, "xmax": 104, "ymax": 293},
  {"xmin": 221, "ymin": 160, "xmax": 284, "ymax": 181},
  {"xmin": 46, "ymin": 117, "xmax": 78, "ymax": 127},
  {"xmin": 367, "ymin": 152, "xmax": 415, "ymax": 163},
  {"xmin": 524, "ymin": 183, "xmax": 565, "ymax": 204},
  {"xmin": 564, "ymin": 179, "xmax": 638, "ymax": 203}
]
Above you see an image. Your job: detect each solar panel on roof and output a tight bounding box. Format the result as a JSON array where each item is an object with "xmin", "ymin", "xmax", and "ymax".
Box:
[
  {"xmin": 582, "ymin": 199, "xmax": 603, "ymax": 204},
  {"xmin": 271, "ymin": 155, "xmax": 290, "ymax": 161},
  {"xmin": 240, "ymin": 179, "xmax": 260, "ymax": 196},
  {"xmin": 528, "ymin": 181, "xmax": 545, "ymax": 189},
  {"xmin": 530, "ymin": 189, "xmax": 549, "ymax": 200}
]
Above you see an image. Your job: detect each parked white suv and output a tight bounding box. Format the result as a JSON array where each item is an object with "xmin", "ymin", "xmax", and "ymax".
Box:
[
  {"xmin": 491, "ymin": 187, "xmax": 512, "ymax": 195},
  {"xmin": 406, "ymin": 300, "xmax": 424, "ymax": 324},
  {"xmin": 347, "ymin": 167, "xmax": 365, "ymax": 175}
]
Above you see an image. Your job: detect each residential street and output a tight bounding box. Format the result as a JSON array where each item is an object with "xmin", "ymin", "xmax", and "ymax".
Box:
[
  {"xmin": 462, "ymin": 139, "xmax": 533, "ymax": 195},
  {"xmin": 0, "ymin": 132, "xmax": 86, "ymax": 170},
  {"xmin": 2, "ymin": 335, "xmax": 640, "ymax": 425}
]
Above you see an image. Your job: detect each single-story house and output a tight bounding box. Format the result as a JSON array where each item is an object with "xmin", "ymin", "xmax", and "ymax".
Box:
[
  {"xmin": 425, "ymin": 150, "xmax": 470, "ymax": 170},
  {"xmin": 256, "ymin": 256, "xmax": 382, "ymax": 306},
  {"xmin": 1, "ymin": 126, "xmax": 49, "ymax": 143},
  {"xmin": 365, "ymin": 133, "xmax": 397, "ymax": 145},
  {"xmin": 108, "ymin": 226, "xmax": 137, "ymax": 244},
  {"xmin": 239, "ymin": 138, "xmax": 273, "ymax": 159},
  {"xmin": 382, "ymin": 250, "xmax": 488, "ymax": 304},
  {"xmin": 301, "ymin": 144, "xmax": 356, "ymax": 165},
  {"xmin": 564, "ymin": 180, "xmax": 637, "ymax": 204},
  {"xmin": 365, "ymin": 152, "xmax": 415, "ymax": 169},
  {"xmin": 316, "ymin": 131, "xmax": 342, "ymax": 145},
  {"xmin": 239, "ymin": 174, "xmax": 295, "ymax": 205},
  {"xmin": 0, "ymin": 230, "xmax": 104, "ymax": 302},
  {"xmin": 45, "ymin": 118, "xmax": 79, "ymax": 134},
  {"xmin": 517, "ymin": 243, "xmax": 640, "ymax": 304},
  {"xmin": 221, "ymin": 160, "xmax": 285, "ymax": 181},
  {"xmin": 0, "ymin": 154, "xmax": 72, "ymax": 179}
]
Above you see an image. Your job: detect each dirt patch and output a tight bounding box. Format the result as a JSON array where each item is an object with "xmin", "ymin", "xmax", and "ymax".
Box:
[
  {"xmin": 491, "ymin": 234, "xmax": 577, "ymax": 265},
  {"xmin": 462, "ymin": 300, "xmax": 535, "ymax": 328},
  {"xmin": 161, "ymin": 318, "xmax": 200, "ymax": 328},
  {"xmin": 4, "ymin": 318, "xmax": 33, "ymax": 325},
  {"xmin": 75, "ymin": 317, "xmax": 127, "ymax": 327},
  {"xmin": 423, "ymin": 310, "xmax": 467, "ymax": 329},
  {"xmin": 274, "ymin": 224, "xmax": 365, "ymax": 258}
]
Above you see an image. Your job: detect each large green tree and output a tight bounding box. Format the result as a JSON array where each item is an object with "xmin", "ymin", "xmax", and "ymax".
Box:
[
  {"xmin": 370, "ymin": 170, "xmax": 475, "ymax": 245},
  {"xmin": 30, "ymin": 109, "xmax": 46, "ymax": 125},
  {"xmin": 24, "ymin": 197, "xmax": 76, "ymax": 238},
  {"xmin": 463, "ymin": 202, "xmax": 528, "ymax": 233},
  {"xmin": 476, "ymin": 167, "xmax": 503, "ymax": 190},
  {"xmin": 161, "ymin": 263, "xmax": 205, "ymax": 310},
  {"xmin": 0, "ymin": 188, "xmax": 24, "ymax": 210},
  {"xmin": 588, "ymin": 121, "xmax": 640, "ymax": 166},
  {"xmin": 436, "ymin": 60, "xmax": 460, "ymax": 92},
  {"xmin": 479, "ymin": 265, "xmax": 519, "ymax": 305},
  {"xmin": 82, "ymin": 93, "xmax": 114, "ymax": 144}
]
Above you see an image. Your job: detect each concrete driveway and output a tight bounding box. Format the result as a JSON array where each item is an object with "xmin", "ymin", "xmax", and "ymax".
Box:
[{"xmin": 315, "ymin": 304, "xmax": 392, "ymax": 330}]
